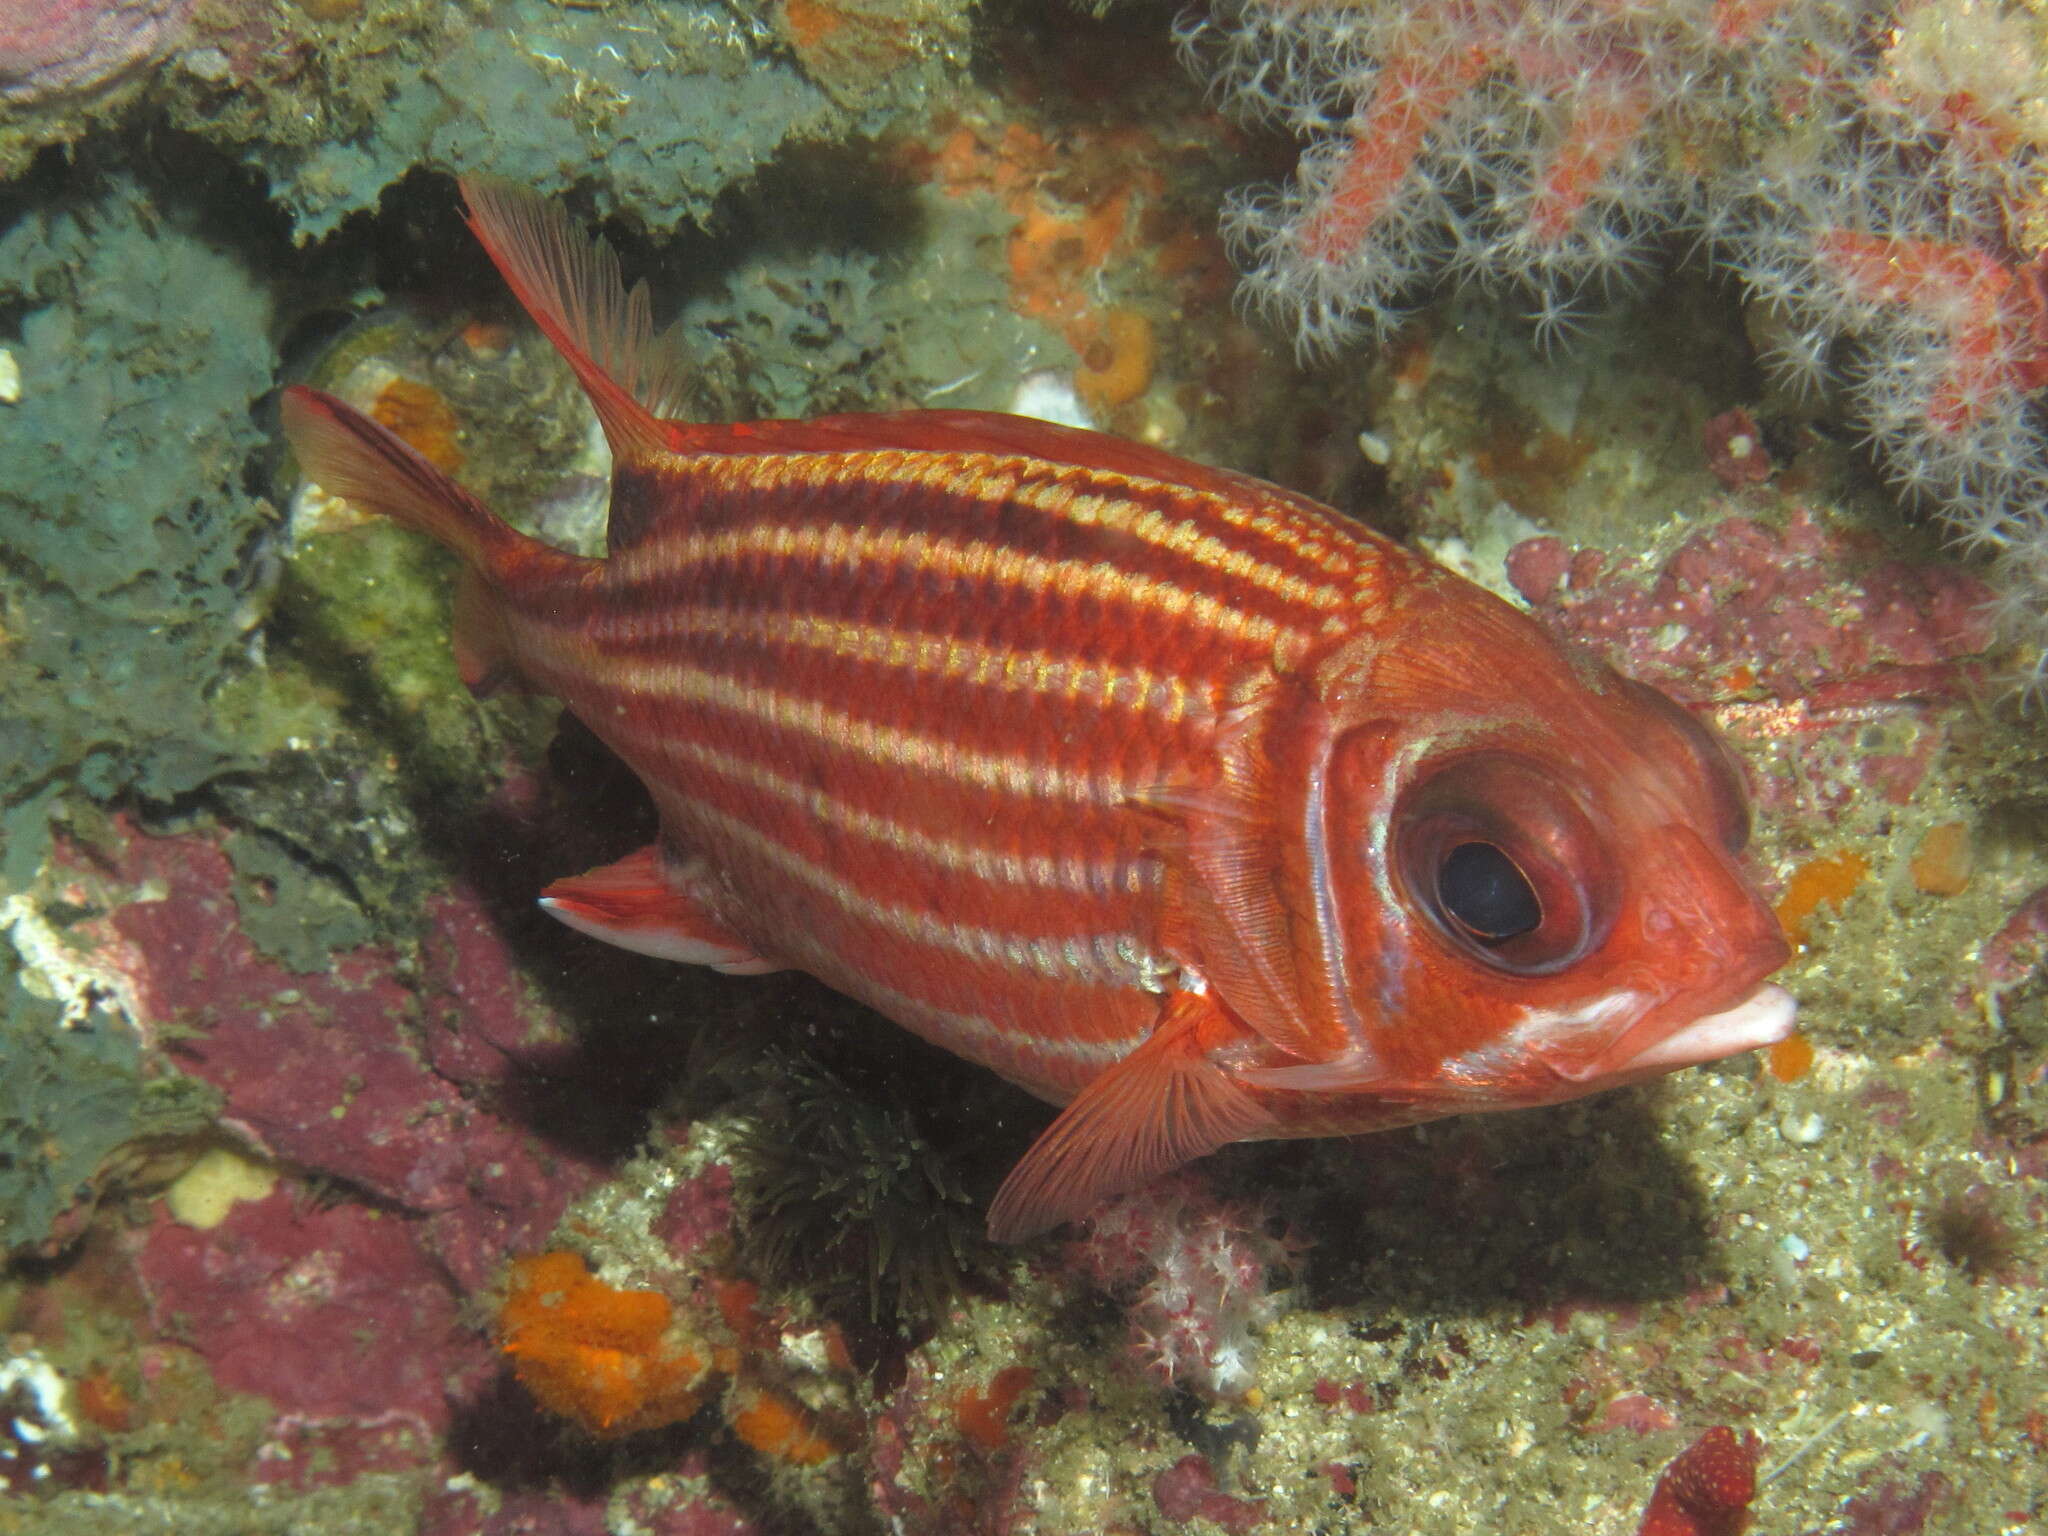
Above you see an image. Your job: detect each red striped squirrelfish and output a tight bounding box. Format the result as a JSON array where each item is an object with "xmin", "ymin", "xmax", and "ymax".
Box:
[{"xmin": 282, "ymin": 180, "xmax": 1794, "ymax": 1242}]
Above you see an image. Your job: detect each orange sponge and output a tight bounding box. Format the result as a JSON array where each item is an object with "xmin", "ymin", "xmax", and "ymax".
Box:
[
  {"xmin": 369, "ymin": 376, "xmax": 464, "ymax": 473},
  {"xmin": 498, "ymin": 1251, "xmax": 711, "ymax": 1437},
  {"xmin": 1773, "ymin": 850, "xmax": 1869, "ymax": 950},
  {"xmin": 1076, "ymin": 310, "xmax": 1155, "ymax": 414},
  {"xmin": 728, "ymin": 1382, "xmax": 841, "ymax": 1466}
]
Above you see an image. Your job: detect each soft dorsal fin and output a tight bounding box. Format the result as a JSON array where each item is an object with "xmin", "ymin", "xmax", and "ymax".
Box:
[
  {"xmin": 986, "ymin": 991, "xmax": 1273, "ymax": 1243},
  {"xmin": 644, "ymin": 404, "xmax": 1338, "ymax": 514},
  {"xmin": 459, "ymin": 177, "xmax": 687, "ymax": 471}
]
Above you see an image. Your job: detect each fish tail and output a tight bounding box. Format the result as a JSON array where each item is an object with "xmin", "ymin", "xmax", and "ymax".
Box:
[{"xmin": 280, "ymin": 385, "xmax": 569, "ymax": 694}]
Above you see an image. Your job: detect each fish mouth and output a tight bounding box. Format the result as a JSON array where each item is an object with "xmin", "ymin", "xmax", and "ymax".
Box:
[{"xmin": 1574, "ymin": 982, "xmax": 1798, "ymax": 1082}]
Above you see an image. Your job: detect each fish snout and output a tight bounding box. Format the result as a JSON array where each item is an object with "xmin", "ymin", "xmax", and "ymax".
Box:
[{"xmin": 1632, "ymin": 820, "xmax": 1791, "ymax": 995}]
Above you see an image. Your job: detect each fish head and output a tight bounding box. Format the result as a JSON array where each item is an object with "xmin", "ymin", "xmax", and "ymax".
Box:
[{"xmin": 1241, "ymin": 573, "xmax": 1793, "ymax": 1111}]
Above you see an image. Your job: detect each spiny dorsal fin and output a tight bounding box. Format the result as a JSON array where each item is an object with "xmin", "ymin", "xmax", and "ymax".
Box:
[{"xmin": 459, "ymin": 177, "xmax": 688, "ymax": 471}]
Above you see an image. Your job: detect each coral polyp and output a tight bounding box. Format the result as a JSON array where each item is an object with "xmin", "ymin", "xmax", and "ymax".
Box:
[{"xmin": 1184, "ymin": 0, "xmax": 2048, "ymax": 681}]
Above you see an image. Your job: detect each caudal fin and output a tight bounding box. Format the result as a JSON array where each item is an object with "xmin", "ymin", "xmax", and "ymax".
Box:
[
  {"xmin": 282, "ymin": 386, "xmax": 524, "ymax": 571},
  {"xmin": 280, "ymin": 384, "xmax": 571, "ymax": 693}
]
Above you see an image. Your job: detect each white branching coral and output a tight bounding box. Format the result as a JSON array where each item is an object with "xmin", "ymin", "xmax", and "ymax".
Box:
[{"xmin": 1182, "ymin": 0, "xmax": 2048, "ymax": 691}]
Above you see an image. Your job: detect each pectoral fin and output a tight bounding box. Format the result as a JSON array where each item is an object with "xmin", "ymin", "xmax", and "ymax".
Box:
[
  {"xmin": 539, "ymin": 846, "xmax": 782, "ymax": 974},
  {"xmin": 986, "ymin": 991, "xmax": 1273, "ymax": 1243}
]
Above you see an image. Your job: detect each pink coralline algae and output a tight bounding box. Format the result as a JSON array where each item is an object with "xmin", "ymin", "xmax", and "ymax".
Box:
[
  {"xmin": 1506, "ymin": 510, "xmax": 1996, "ymax": 706},
  {"xmin": 1592, "ymin": 1391, "xmax": 1681, "ymax": 1437},
  {"xmin": 49, "ymin": 819, "xmax": 768, "ymax": 1518},
  {"xmin": 1180, "ymin": 0, "xmax": 2048, "ymax": 683},
  {"xmin": 93, "ymin": 828, "xmax": 606, "ymax": 1293},
  {"xmin": 1153, "ymin": 1453, "xmax": 1268, "ymax": 1534},
  {"xmin": 1818, "ymin": 1468, "xmax": 1951, "ymax": 1536},
  {"xmin": 1505, "ymin": 511, "xmax": 1996, "ymax": 815},
  {"xmin": 0, "ymin": 0, "xmax": 191, "ymax": 105},
  {"xmin": 1981, "ymin": 883, "xmax": 2048, "ymax": 1007},
  {"xmin": 137, "ymin": 1190, "xmax": 479, "ymax": 1466},
  {"xmin": 868, "ymin": 1367, "xmax": 1045, "ymax": 1536},
  {"xmin": 1701, "ymin": 408, "xmax": 1773, "ymax": 490}
]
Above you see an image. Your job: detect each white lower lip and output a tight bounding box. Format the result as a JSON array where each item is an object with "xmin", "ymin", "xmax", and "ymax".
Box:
[{"xmin": 1625, "ymin": 983, "xmax": 1799, "ymax": 1072}]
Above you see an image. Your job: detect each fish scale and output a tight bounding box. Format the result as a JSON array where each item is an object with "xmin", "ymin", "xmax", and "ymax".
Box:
[
  {"xmin": 521, "ymin": 455, "xmax": 1376, "ymax": 1086},
  {"xmin": 282, "ymin": 177, "xmax": 1795, "ymax": 1241},
  {"xmin": 521, "ymin": 457, "xmax": 1375, "ymax": 993}
]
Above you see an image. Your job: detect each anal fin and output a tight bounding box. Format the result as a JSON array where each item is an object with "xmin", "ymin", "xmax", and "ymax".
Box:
[
  {"xmin": 986, "ymin": 991, "xmax": 1274, "ymax": 1243},
  {"xmin": 539, "ymin": 846, "xmax": 782, "ymax": 974}
]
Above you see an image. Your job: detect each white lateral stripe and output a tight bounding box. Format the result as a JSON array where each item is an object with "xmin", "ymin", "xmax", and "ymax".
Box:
[
  {"xmin": 632, "ymin": 447, "xmax": 1356, "ymax": 589},
  {"xmin": 611, "ymin": 518, "xmax": 1301, "ymax": 649},
  {"xmin": 771, "ymin": 922, "xmax": 1144, "ymax": 1071},
  {"xmin": 577, "ymin": 658, "xmax": 1126, "ymax": 805},
  {"xmin": 1014, "ymin": 480, "xmax": 1351, "ymax": 604},
  {"xmin": 672, "ymin": 795, "xmax": 1163, "ymax": 989},
  {"xmin": 646, "ymin": 732, "xmax": 1154, "ymax": 899},
  {"xmin": 592, "ymin": 607, "xmax": 1204, "ymax": 726}
]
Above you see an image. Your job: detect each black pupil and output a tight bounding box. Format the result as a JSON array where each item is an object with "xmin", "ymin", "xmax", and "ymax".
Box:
[{"xmin": 1438, "ymin": 842, "xmax": 1541, "ymax": 943}]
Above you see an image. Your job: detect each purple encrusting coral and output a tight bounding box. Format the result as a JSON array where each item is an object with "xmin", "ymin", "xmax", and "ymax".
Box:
[
  {"xmin": 1180, "ymin": 0, "xmax": 2048, "ymax": 686},
  {"xmin": 94, "ymin": 828, "xmax": 609, "ymax": 1293},
  {"xmin": 0, "ymin": 0, "xmax": 190, "ymax": 104}
]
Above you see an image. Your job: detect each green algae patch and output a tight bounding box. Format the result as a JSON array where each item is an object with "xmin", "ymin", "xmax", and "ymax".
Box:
[
  {"xmin": 239, "ymin": 523, "xmax": 506, "ymax": 927},
  {"xmin": 279, "ymin": 523, "xmax": 476, "ymax": 769},
  {"xmin": 0, "ymin": 967, "xmax": 218, "ymax": 1256},
  {"xmin": 0, "ymin": 176, "xmax": 280, "ymax": 887},
  {"xmin": 254, "ymin": 0, "xmax": 846, "ymax": 243},
  {"xmin": 220, "ymin": 829, "xmax": 375, "ymax": 975}
]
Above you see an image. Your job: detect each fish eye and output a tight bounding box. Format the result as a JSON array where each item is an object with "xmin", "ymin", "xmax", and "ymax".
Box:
[
  {"xmin": 1393, "ymin": 753, "xmax": 1617, "ymax": 976},
  {"xmin": 1437, "ymin": 841, "xmax": 1541, "ymax": 943}
]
